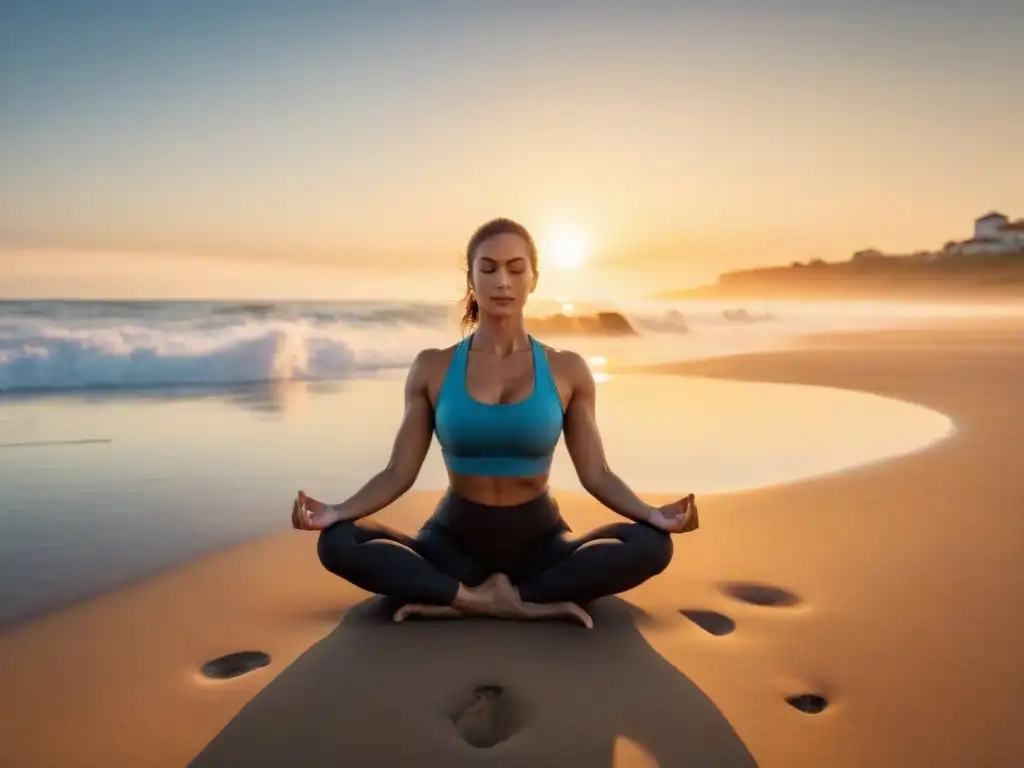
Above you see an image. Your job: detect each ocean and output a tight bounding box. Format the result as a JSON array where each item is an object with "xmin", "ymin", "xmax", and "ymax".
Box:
[
  {"xmin": 0, "ymin": 297, "xmax": 1016, "ymax": 627},
  {"xmin": 3, "ymin": 297, "xmax": 1019, "ymax": 394}
]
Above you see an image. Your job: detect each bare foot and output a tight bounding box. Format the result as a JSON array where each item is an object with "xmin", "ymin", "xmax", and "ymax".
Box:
[
  {"xmin": 489, "ymin": 574, "xmax": 594, "ymax": 629},
  {"xmin": 391, "ymin": 575, "xmax": 594, "ymax": 628},
  {"xmin": 392, "ymin": 604, "xmax": 464, "ymax": 623},
  {"xmin": 453, "ymin": 574, "xmax": 504, "ymax": 615},
  {"xmin": 393, "ymin": 575, "xmax": 504, "ymax": 623}
]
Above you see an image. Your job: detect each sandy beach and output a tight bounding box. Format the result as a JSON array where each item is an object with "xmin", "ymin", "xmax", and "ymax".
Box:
[{"xmin": 2, "ymin": 320, "xmax": 1023, "ymax": 767}]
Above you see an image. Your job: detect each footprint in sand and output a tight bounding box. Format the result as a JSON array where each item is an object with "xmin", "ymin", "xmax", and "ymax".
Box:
[
  {"xmin": 785, "ymin": 693, "xmax": 829, "ymax": 714},
  {"xmin": 678, "ymin": 609, "xmax": 736, "ymax": 636},
  {"xmin": 200, "ymin": 650, "xmax": 271, "ymax": 680},
  {"xmin": 720, "ymin": 581, "xmax": 800, "ymax": 608},
  {"xmin": 688, "ymin": 586, "xmax": 829, "ymax": 717},
  {"xmin": 451, "ymin": 684, "xmax": 523, "ymax": 749}
]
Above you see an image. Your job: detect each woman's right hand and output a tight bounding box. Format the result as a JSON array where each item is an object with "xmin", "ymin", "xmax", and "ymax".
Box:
[{"xmin": 291, "ymin": 491, "xmax": 343, "ymax": 531}]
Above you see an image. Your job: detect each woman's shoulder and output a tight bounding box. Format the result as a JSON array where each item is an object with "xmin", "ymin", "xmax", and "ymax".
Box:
[
  {"xmin": 535, "ymin": 339, "xmax": 584, "ymax": 362},
  {"xmin": 412, "ymin": 344, "xmax": 458, "ymax": 368},
  {"xmin": 408, "ymin": 344, "xmax": 460, "ymax": 383},
  {"xmin": 535, "ymin": 341, "xmax": 591, "ymax": 380}
]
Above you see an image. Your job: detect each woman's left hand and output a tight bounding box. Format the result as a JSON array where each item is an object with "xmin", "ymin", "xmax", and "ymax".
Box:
[
  {"xmin": 291, "ymin": 491, "xmax": 342, "ymax": 531},
  {"xmin": 646, "ymin": 494, "xmax": 699, "ymax": 534}
]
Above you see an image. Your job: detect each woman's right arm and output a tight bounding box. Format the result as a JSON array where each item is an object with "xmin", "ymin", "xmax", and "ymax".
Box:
[{"xmin": 327, "ymin": 349, "xmax": 438, "ymax": 522}]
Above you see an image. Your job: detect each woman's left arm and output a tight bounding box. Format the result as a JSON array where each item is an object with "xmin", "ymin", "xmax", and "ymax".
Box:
[{"xmin": 560, "ymin": 352, "xmax": 658, "ymax": 524}]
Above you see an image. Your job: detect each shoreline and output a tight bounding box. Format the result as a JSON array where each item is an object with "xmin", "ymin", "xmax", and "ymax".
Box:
[{"xmin": 2, "ymin": 319, "xmax": 1023, "ymax": 766}]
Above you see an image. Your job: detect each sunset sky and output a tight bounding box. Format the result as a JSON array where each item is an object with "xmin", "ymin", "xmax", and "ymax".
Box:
[{"xmin": 1, "ymin": 1, "xmax": 1022, "ymax": 300}]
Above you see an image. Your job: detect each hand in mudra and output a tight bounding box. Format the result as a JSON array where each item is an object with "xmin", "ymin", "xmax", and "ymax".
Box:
[
  {"xmin": 291, "ymin": 491, "xmax": 341, "ymax": 531},
  {"xmin": 647, "ymin": 494, "xmax": 699, "ymax": 534}
]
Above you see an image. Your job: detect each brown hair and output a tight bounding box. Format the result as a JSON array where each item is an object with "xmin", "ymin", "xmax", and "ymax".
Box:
[{"xmin": 459, "ymin": 217, "xmax": 538, "ymax": 335}]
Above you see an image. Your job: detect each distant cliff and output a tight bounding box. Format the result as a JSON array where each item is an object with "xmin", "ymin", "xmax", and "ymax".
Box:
[{"xmin": 656, "ymin": 251, "xmax": 1024, "ymax": 301}]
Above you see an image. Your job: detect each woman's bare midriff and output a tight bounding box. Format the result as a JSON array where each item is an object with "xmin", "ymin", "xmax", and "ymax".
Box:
[{"xmin": 447, "ymin": 471, "xmax": 550, "ymax": 507}]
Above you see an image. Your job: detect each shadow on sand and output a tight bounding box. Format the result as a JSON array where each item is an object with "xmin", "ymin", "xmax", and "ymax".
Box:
[{"xmin": 189, "ymin": 597, "xmax": 758, "ymax": 767}]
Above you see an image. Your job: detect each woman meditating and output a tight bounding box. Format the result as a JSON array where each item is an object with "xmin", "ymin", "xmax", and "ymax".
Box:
[{"xmin": 291, "ymin": 217, "xmax": 699, "ymax": 628}]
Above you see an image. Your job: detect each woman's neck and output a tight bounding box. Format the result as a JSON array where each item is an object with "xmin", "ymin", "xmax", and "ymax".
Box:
[{"xmin": 469, "ymin": 315, "xmax": 530, "ymax": 357}]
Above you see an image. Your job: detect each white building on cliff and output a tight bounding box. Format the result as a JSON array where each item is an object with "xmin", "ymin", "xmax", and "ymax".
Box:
[
  {"xmin": 949, "ymin": 212, "xmax": 1024, "ymax": 255},
  {"xmin": 851, "ymin": 211, "xmax": 1024, "ymax": 262}
]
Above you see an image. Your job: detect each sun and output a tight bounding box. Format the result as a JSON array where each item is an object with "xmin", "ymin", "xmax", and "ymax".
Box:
[{"xmin": 541, "ymin": 226, "xmax": 591, "ymax": 270}]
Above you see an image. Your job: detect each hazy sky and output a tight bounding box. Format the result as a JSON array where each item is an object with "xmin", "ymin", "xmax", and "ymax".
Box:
[{"xmin": 1, "ymin": 1, "xmax": 1022, "ymax": 299}]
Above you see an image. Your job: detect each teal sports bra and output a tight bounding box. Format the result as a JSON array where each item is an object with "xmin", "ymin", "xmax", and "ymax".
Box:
[{"xmin": 434, "ymin": 335, "xmax": 564, "ymax": 477}]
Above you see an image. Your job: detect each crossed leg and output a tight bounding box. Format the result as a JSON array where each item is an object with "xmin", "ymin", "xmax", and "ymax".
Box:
[
  {"xmin": 316, "ymin": 518, "xmax": 486, "ymax": 607},
  {"xmin": 316, "ymin": 517, "xmax": 673, "ymax": 626},
  {"xmin": 316, "ymin": 519, "xmax": 589, "ymax": 624},
  {"xmin": 509, "ymin": 521, "xmax": 675, "ymax": 605}
]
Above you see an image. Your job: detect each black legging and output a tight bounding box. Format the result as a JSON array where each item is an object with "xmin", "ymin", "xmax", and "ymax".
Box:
[{"xmin": 317, "ymin": 491, "xmax": 673, "ymax": 606}]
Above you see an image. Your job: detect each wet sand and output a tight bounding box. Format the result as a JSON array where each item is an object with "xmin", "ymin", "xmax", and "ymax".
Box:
[{"xmin": 1, "ymin": 321, "xmax": 1022, "ymax": 767}]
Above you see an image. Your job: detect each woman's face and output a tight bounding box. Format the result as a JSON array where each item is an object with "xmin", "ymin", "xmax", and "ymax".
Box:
[{"xmin": 469, "ymin": 233, "xmax": 538, "ymax": 319}]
